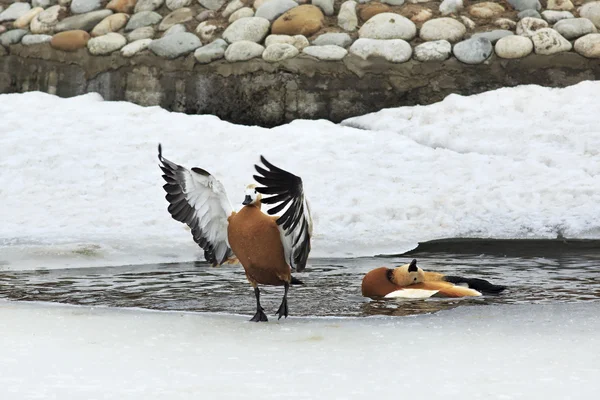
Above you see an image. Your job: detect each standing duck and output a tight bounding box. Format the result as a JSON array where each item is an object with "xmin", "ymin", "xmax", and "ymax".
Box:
[{"xmin": 158, "ymin": 145, "xmax": 313, "ymax": 322}]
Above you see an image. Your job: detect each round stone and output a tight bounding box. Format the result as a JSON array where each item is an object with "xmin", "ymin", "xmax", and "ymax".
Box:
[
  {"xmin": 106, "ymin": 0, "xmax": 138, "ymax": 13},
  {"xmin": 147, "ymin": 31, "xmax": 202, "ymax": 58},
  {"xmin": 553, "ymin": 18, "xmax": 598, "ymax": 40},
  {"xmin": 30, "ymin": 5, "xmax": 64, "ymax": 34},
  {"xmin": 163, "ymin": 24, "xmax": 187, "ymax": 36},
  {"xmin": 262, "ymin": 43, "xmax": 299, "ymax": 61},
  {"xmin": 494, "ymin": 18, "xmax": 517, "ymax": 30},
  {"xmin": 198, "ymin": 0, "xmax": 227, "ymax": 10},
  {"xmin": 358, "ymin": 3, "xmax": 391, "ymax": 22},
  {"xmin": 516, "ymin": 17, "xmax": 548, "ymax": 37},
  {"xmin": 546, "ymin": 0, "xmax": 574, "ymax": 11},
  {"xmin": 312, "ymin": 32, "xmax": 352, "ymax": 47},
  {"xmin": 224, "ymin": 40, "xmax": 265, "ymax": 61},
  {"xmin": 439, "ymin": 0, "xmax": 464, "ymax": 16},
  {"xmin": 166, "ymin": 0, "xmax": 192, "ymax": 10},
  {"xmin": 302, "ymin": 44, "xmax": 347, "ymax": 60},
  {"xmin": 531, "ymin": 28, "xmax": 572, "ymax": 55},
  {"xmin": 494, "ymin": 35, "xmax": 533, "ymax": 58},
  {"xmin": 87, "ymin": 32, "xmax": 127, "ymax": 54},
  {"xmin": 358, "ymin": 12, "xmax": 416, "ymax": 40},
  {"xmin": 135, "ymin": 0, "xmax": 165, "ymax": 12},
  {"xmin": 91, "ymin": 13, "xmax": 129, "ymax": 37},
  {"xmin": 453, "ymin": 37, "xmax": 493, "ymax": 64},
  {"xmin": 158, "ymin": 8, "xmax": 194, "ymax": 31},
  {"xmin": 580, "ymin": 2, "xmax": 600, "ymax": 29},
  {"xmin": 0, "ymin": 29, "xmax": 29, "ymax": 46},
  {"xmin": 271, "ymin": 5, "xmax": 325, "ymax": 36},
  {"xmin": 22, "ymin": 34, "xmax": 53, "ymax": 46},
  {"xmin": 121, "ymin": 38, "xmax": 153, "ymax": 57},
  {"xmin": 71, "ymin": 0, "xmax": 102, "ymax": 14},
  {"xmin": 411, "ymin": 9, "xmax": 432, "ymax": 23},
  {"xmin": 338, "ymin": 1, "xmax": 358, "ymax": 32},
  {"xmin": 196, "ymin": 21, "xmax": 218, "ymax": 42},
  {"xmin": 223, "ymin": 0, "xmax": 245, "ymax": 18},
  {"xmin": 50, "ymin": 30, "xmax": 90, "ymax": 51},
  {"xmin": 419, "ymin": 17, "xmax": 466, "ymax": 43},
  {"xmin": 468, "ymin": 2, "xmax": 504, "ymax": 19},
  {"xmin": 506, "ymin": 0, "xmax": 541, "ymax": 12},
  {"xmin": 255, "ymin": 0, "xmax": 298, "ymax": 21},
  {"xmin": 194, "ymin": 38, "xmax": 228, "ymax": 63},
  {"xmin": 264, "ymin": 34, "xmax": 308, "ymax": 50},
  {"xmin": 125, "ymin": 11, "xmax": 162, "ymax": 32},
  {"xmin": 127, "ymin": 26, "xmax": 155, "ymax": 41},
  {"xmin": 197, "ymin": 10, "xmax": 216, "ymax": 22},
  {"xmin": 312, "ymin": 0, "xmax": 334, "ymax": 16},
  {"xmin": 33, "ymin": 0, "xmax": 58, "ymax": 7},
  {"xmin": 349, "ymin": 38, "xmax": 412, "ymax": 62},
  {"xmin": 13, "ymin": 7, "xmax": 44, "ymax": 29},
  {"xmin": 413, "ymin": 40, "xmax": 452, "ymax": 62},
  {"xmin": 223, "ymin": 17, "xmax": 270, "ymax": 43},
  {"xmin": 471, "ymin": 30, "xmax": 514, "ymax": 44},
  {"xmin": 517, "ymin": 10, "xmax": 541, "ymax": 20},
  {"xmin": 574, "ymin": 33, "xmax": 600, "ymax": 58},
  {"xmin": 541, "ymin": 11, "xmax": 574, "ymax": 24},
  {"xmin": 229, "ymin": 7, "xmax": 255, "ymax": 23},
  {"xmin": 54, "ymin": 10, "xmax": 113, "ymax": 32},
  {"xmin": 0, "ymin": 3, "xmax": 32, "ymax": 23}
]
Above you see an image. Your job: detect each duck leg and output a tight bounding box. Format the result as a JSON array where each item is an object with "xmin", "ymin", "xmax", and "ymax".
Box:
[
  {"xmin": 275, "ymin": 282, "xmax": 289, "ymax": 320},
  {"xmin": 250, "ymin": 287, "xmax": 268, "ymax": 322}
]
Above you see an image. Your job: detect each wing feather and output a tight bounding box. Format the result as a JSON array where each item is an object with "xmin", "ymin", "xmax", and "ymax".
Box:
[
  {"xmin": 158, "ymin": 144, "xmax": 234, "ymax": 266},
  {"xmin": 253, "ymin": 156, "xmax": 313, "ymax": 272}
]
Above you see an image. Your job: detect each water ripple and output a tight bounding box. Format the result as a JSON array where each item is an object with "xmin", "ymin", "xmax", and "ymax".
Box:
[{"xmin": 1, "ymin": 253, "xmax": 599, "ymax": 317}]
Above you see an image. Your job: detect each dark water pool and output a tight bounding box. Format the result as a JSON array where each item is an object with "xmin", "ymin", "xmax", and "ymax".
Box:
[{"xmin": 1, "ymin": 250, "xmax": 599, "ymax": 318}]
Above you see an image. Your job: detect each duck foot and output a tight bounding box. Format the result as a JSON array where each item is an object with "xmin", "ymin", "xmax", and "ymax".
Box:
[
  {"xmin": 250, "ymin": 307, "xmax": 268, "ymax": 322},
  {"xmin": 250, "ymin": 287, "xmax": 268, "ymax": 322},
  {"xmin": 275, "ymin": 282, "xmax": 289, "ymax": 320}
]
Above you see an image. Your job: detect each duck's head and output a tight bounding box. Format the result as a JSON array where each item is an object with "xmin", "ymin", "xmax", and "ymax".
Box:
[
  {"xmin": 387, "ymin": 259, "xmax": 424, "ymax": 286},
  {"xmin": 242, "ymin": 184, "xmax": 262, "ymax": 207}
]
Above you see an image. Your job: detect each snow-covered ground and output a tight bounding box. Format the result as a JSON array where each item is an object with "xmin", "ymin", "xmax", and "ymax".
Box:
[
  {"xmin": 1, "ymin": 82, "xmax": 599, "ymax": 270},
  {"xmin": 1, "ymin": 300, "xmax": 598, "ymax": 399}
]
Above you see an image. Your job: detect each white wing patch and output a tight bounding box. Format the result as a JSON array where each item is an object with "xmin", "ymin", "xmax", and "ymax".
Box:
[
  {"xmin": 158, "ymin": 145, "xmax": 234, "ymax": 265},
  {"xmin": 384, "ymin": 289, "xmax": 440, "ymax": 299}
]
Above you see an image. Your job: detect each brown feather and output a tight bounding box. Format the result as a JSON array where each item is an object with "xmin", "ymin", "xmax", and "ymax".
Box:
[
  {"xmin": 228, "ymin": 205, "xmax": 291, "ymax": 287},
  {"xmin": 361, "ymin": 267, "xmax": 481, "ymax": 299}
]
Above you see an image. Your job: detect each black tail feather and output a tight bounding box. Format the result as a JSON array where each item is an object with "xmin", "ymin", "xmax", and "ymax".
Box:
[
  {"xmin": 444, "ymin": 276, "xmax": 506, "ymax": 294},
  {"xmin": 290, "ymin": 275, "xmax": 304, "ymax": 285}
]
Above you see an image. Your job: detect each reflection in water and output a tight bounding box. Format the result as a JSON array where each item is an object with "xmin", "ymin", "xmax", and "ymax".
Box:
[{"xmin": 0, "ymin": 253, "xmax": 599, "ymax": 317}]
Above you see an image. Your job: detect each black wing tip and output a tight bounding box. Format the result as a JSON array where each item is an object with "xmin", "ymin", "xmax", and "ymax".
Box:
[
  {"xmin": 158, "ymin": 143, "xmax": 163, "ymax": 160},
  {"xmin": 255, "ymin": 155, "xmax": 282, "ymax": 175},
  {"xmin": 259, "ymin": 155, "xmax": 269, "ymax": 167}
]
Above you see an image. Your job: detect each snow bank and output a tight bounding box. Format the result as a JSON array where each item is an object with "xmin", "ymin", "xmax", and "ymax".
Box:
[
  {"xmin": 1, "ymin": 300, "xmax": 598, "ymax": 399},
  {"xmin": 1, "ymin": 82, "xmax": 599, "ymax": 269}
]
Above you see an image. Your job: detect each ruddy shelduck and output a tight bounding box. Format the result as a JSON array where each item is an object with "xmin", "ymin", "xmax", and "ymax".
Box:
[
  {"xmin": 158, "ymin": 145, "xmax": 312, "ymax": 322},
  {"xmin": 362, "ymin": 259, "xmax": 506, "ymax": 299}
]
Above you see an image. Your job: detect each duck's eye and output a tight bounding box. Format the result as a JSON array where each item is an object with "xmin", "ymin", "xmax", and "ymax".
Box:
[{"xmin": 254, "ymin": 190, "xmax": 257, "ymax": 194}]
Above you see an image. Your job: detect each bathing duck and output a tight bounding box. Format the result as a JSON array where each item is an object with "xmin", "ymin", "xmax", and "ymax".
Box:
[
  {"xmin": 361, "ymin": 259, "xmax": 506, "ymax": 299},
  {"xmin": 158, "ymin": 145, "xmax": 313, "ymax": 322}
]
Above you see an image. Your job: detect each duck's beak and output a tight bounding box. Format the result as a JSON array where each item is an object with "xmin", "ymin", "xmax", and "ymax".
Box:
[{"xmin": 242, "ymin": 195, "xmax": 252, "ymax": 205}]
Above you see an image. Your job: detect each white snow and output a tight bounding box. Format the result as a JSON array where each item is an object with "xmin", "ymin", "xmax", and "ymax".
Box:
[
  {"xmin": 1, "ymin": 300, "xmax": 598, "ymax": 399},
  {"xmin": 1, "ymin": 82, "xmax": 600, "ymax": 270}
]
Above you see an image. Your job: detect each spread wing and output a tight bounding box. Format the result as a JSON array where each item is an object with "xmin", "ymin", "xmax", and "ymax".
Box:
[
  {"xmin": 158, "ymin": 144, "xmax": 234, "ymax": 266},
  {"xmin": 253, "ymin": 156, "xmax": 313, "ymax": 272}
]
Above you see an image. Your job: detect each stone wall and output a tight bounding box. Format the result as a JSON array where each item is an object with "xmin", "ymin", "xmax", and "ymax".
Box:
[
  {"xmin": 2, "ymin": 0, "xmax": 600, "ymax": 125},
  {"xmin": 2, "ymin": 45, "xmax": 599, "ymax": 126}
]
